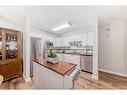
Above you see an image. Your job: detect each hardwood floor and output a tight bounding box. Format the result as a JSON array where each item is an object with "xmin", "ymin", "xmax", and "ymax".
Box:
[
  {"xmin": 0, "ymin": 71, "xmax": 127, "ymax": 89},
  {"xmin": 0, "ymin": 77, "xmax": 33, "ymax": 89},
  {"xmin": 74, "ymin": 71, "xmax": 127, "ymax": 89}
]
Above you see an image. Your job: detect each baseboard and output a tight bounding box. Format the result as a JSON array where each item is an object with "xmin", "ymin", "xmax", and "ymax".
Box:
[
  {"xmin": 23, "ymin": 74, "xmax": 31, "ymax": 83},
  {"xmin": 99, "ymin": 68, "xmax": 126, "ymax": 77}
]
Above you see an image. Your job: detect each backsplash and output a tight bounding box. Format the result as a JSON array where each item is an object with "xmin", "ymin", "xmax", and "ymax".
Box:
[
  {"xmin": 55, "ymin": 46, "xmax": 93, "ymax": 56},
  {"xmin": 69, "ymin": 41, "xmax": 82, "ymax": 47}
]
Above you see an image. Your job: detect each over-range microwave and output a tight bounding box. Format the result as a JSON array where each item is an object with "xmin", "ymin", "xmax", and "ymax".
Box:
[{"xmin": 46, "ymin": 41, "xmax": 54, "ymax": 47}]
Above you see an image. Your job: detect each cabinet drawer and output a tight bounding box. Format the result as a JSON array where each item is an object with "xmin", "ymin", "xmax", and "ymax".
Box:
[
  {"xmin": 6, "ymin": 63, "xmax": 20, "ymax": 79},
  {"xmin": 0, "ymin": 60, "xmax": 22, "ymax": 81},
  {"xmin": 6, "ymin": 59, "xmax": 21, "ymax": 64}
]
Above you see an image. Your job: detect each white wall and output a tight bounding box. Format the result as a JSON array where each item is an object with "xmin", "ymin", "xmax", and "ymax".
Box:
[
  {"xmin": 30, "ymin": 26, "xmax": 57, "ymax": 57},
  {"xmin": 99, "ymin": 19, "xmax": 126, "ymax": 76},
  {"xmin": 0, "ymin": 19, "xmax": 23, "ymax": 31},
  {"xmin": 23, "ymin": 17, "xmax": 32, "ymax": 82},
  {"xmin": 92, "ymin": 18, "xmax": 98, "ymax": 80},
  {"xmin": 23, "ymin": 23, "xmax": 57, "ymax": 82}
]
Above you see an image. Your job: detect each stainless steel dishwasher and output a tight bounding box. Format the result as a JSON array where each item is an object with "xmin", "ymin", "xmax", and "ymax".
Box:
[{"xmin": 80, "ymin": 55, "xmax": 93, "ymax": 73}]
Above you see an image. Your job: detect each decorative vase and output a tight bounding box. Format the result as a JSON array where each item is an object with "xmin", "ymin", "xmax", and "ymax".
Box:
[{"xmin": 47, "ymin": 57, "xmax": 59, "ymax": 64}]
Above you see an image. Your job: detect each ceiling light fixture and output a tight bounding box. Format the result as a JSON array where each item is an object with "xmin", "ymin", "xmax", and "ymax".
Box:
[{"xmin": 52, "ymin": 21, "xmax": 71, "ymax": 31}]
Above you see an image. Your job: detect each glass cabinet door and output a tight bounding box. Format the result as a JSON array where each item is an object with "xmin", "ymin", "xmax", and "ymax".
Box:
[
  {"xmin": 0, "ymin": 32, "xmax": 2, "ymax": 61},
  {"xmin": 6, "ymin": 31, "xmax": 18, "ymax": 60}
]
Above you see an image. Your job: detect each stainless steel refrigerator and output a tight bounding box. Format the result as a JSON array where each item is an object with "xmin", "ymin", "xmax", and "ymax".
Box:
[{"xmin": 30, "ymin": 37, "xmax": 41, "ymax": 77}]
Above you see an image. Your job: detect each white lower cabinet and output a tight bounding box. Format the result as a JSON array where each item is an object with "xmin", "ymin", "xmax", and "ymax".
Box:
[
  {"xmin": 39, "ymin": 66, "xmax": 48, "ymax": 89},
  {"xmin": 57, "ymin": 53, "xmax": 64, "ymax": 61},
  {"xmin": 33, "ymin": 61, "xmax": 64, "ymax": 89},
  {"xmin": 47, "ymin": 71, "xmax": 63, "ymax": 89},
  {"xmin": 33, "ymin": 63, "xmax": 40, "ymax": 89},
  {"xmin": 57, "ymin": 53, "xmax": 80, "ymax": 68},
  {"xmin": 32, "ymin": 61, "xmax": 80, "ymax": 89}
]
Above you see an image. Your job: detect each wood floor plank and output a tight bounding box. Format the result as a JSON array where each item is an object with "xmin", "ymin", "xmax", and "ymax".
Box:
[{"xmin": 0, "ymin": 71, "xmax": 127, "ymax": 89}]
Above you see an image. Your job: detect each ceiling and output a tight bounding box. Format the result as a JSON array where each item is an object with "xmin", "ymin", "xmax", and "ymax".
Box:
[{"xmin": 0, "ymin": 6, "xmax": 127, "ymax": 34}]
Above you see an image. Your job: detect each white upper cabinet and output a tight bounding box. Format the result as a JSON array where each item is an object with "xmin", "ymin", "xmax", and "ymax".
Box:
[
  {"xmin": 87, "ymin": 32, "xmax": 93, "ymax": 46},
  {"xmin": 68, "ymin": 35, "xmax": 74, "ymax": 42},
  {"xmin": 54, "ymin": 38, "xmax": 62, "ymax": 46},
  {"xmin": 59, "ymin": 32, "xmax": 93, "ymax": 47},
  {"xmin": 73, "ymin": 34, "xmax": 82, "ymax": 41},
  {"xmin": 81, "ymin": 33, "xmax": 88, "ymax": 46},
  {"xmin": 62, "ymin": 37, "xmax": 68, "ymax": 46},
  {"xmin": 81, "ymin": 32, "xmax": 93, "ymax": 46}
]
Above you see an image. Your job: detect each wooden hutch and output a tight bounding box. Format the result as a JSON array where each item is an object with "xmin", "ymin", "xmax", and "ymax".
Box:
[{"xmin": 0, "ymin": 28, "xmax": 22, "ymax": 81}]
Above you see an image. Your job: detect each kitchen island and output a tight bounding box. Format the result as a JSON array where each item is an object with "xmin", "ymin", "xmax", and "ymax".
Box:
[{"xmin": 32, "ymin": 58, "xmax": 80, "ymax": 89}]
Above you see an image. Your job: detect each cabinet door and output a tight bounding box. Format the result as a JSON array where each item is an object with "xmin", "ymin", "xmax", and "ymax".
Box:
[
  {"xmin": 68, "ymin": 35, "xmax": 74, "ymax": 42},
  {"xmin": 87, "ymin": 32, "xmax": 93, "ymax": 46},
  {"xmin": 33, "ymin": 62, "xmax": 40, "ymax": 89},
  {"xmin": 62, "ymin": 36, "xmax": 75, "ymax": 46},
  {"xmin": 39, "ymin": 66, "xmax": 48, "ymax": 89},
  {"xmin": 63, "ymin": 54, "xmax": 72, "ymax": 63},
  {"xmin": 74, "ymin": 34, "xmax": 82, "ymax": 41},
  {"xmin": 61, "ymin": 37, "xmax": 67, "ymax": 46},
  {"xmin": 5, "ymin": 62, "xmax": 20, "ymax": 80},
  {"xmin": 47, "ymin": 72, "xmax": 63, "ymax": 89},
  {"xmin": 6, "ymin": 31, "xmax": 18, "ymax": 60},
  {"xmin": 55, "ymin": 38, "xmax": 61, "ymax": 46},
  {"xmin": 0, "ymin": 31, "xmax": 2, "ymax": 61},
  {"xmin": 0, "ymin": 63, "xmax": 7, "ymax": 80},
  {"xmin": 72, "ymin": 55, "xmax": 80, "ymax": 68},
  {"xmin": 66, "ymin": 36, "xmax": 70, "ymax": 46},
  {"xmin": 57, "ymin": 53, "xmax": 63, "ymax": 61},
  {"xmin": 63, "ymin": 54, "xmax": 80, "ymax": 68},
  {"xmin": 82, "ymin": 33, "xmax": 87, "ymax": 46}
]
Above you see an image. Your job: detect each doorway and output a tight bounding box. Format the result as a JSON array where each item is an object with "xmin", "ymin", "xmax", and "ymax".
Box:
[{"xmin": 98, "ymin": 20, "xmax": 126, "ymax": 79}]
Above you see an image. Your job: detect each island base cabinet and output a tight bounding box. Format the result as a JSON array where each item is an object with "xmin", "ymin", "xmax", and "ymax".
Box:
[
  {"xmin": 47, "ymin": 72, "xmax": 63, "ymax": 89},
  {"xmin": 39, "ymin": 66, "xmax": 48, "ymax": 89},
  {"xmin": 33, "ymin": 63, "xmax": 40, "ymax": 89},
  {"xmin": 33, "ymin": 62, "xmax": 48, "ymax": 89},
  {"xmin": 33, "ymin": 61, "xmax": 64, "ymax": 89}
]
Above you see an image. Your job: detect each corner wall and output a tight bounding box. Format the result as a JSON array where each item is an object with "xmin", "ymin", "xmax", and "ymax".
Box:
[{"xmin": 99, "ymin": 19, "xmax": 126, "ymax": 76}]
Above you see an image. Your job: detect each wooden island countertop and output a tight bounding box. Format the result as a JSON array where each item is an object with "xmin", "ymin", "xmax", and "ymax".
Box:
[{"xmin": 33, "ymin": 58, "xmax": 77, "ymax": 75}]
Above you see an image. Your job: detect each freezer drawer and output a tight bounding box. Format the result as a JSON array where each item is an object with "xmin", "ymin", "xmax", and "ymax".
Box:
[
  {"xmin": 80, "ymin": 56, "xmax": 93, "ymax": 73},
  {"xmin": 64, "ymin": 67, "xmax": 80, "ymax": 89}
]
